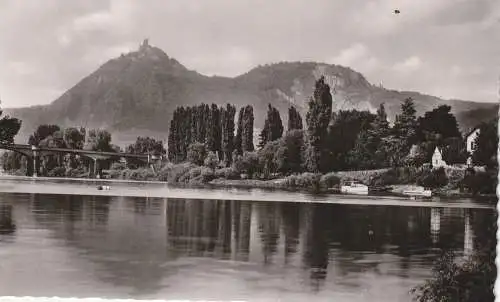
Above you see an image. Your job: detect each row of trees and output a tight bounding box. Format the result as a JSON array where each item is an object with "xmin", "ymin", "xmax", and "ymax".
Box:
[{"xmin": 169, "ymin": 76, "xmax": 498, "ymax": 178}]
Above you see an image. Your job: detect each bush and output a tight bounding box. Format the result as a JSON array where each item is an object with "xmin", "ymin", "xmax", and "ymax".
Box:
[
  {"xmin": 320, "ymin": 172, "xmax": 341, "ymax": 189},
  {"xmin": 417, "ymin": 167, "xmax": 448, "ymax": 189},
  {"xmin": 283, "ymin": 172, "xmax": 321, "ymax": 191},
  {"xmin": 461, "ymin": 170, "xmax": 497, "ymax": 195},
  {"xmin": 369, "ymin": 167, "xmax": 425, "ymax": 186},
  {"xmin": 214, "ymin": 167, "xmax": 240, "ymax": 180},
  {"xmin": 47, "ymin": 167, "xmax": 66, "ymax": 177},
  {"xmin": 204, "ymin": 151, "xmax": 219, "ymax": 170}
]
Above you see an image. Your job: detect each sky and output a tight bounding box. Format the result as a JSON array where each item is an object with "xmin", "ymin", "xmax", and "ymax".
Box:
[{"xmin": 0, "ymin": 0, "xmax": 499, "ymax": 108}]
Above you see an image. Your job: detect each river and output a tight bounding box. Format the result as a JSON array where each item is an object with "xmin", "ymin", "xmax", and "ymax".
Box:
[{"xmin": 0, "ymin": 177, "xmax": 495, "ymax": 301}]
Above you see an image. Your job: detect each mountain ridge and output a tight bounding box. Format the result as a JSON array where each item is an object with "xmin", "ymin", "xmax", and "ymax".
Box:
[{"xmin": 4, "ymin": 40, "xmax": 498, "ymax": 146}]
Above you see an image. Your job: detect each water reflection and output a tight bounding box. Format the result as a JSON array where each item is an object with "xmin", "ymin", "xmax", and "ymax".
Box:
[
  {"xmin": 0, "ymin": 204, "xmax": 16, "ymax": 236},
  {"xmin": 0, "ymin": 192, "xmax": 493, "ymax": 299}
]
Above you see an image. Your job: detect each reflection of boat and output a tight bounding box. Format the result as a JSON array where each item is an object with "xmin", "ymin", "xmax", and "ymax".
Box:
[
  {"xmin": 340, "ymin": 181, "xmax": 369, "ymax": 195},
  {"xmin": 403, "ymin": 186, "xmax": 432, "ymax": 197}
]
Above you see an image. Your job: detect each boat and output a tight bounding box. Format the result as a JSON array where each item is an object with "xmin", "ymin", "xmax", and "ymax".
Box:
[
  {"xmin": 340, "ymin": 181, "xmax": 369, "ymax": 195},
  {"xmin": 402, "ymin": 186, "xmax": 432, "ymax": 197},
  {"xmin": 97, "ymin": 185, "xmax": 111, "ymax": 191}
]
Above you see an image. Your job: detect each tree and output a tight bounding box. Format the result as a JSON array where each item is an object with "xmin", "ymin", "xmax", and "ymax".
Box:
[
  {"xmin": 0, "ymin": 108, "xmax": 21, "ymax": 144},
  {"xmin": 220, "ymin": 104, "xmax": 236, "ymax": 166},
  {"xmin": 259, "ymin": 104, "xmax": 283, "ymax": 148},
  {"xmin": 63, "ymin": 127, "xmax": 86, "ymax": 149},
  {"xmin": 206, "ymin": 104, "xmax": 222, "ymax": 157},
  {"xmin": 241, "ymin": 105, "xmax": 254, "ymax": 153},
  {"xmin": 325, "ymin": 110, "xmax": 376, "ymax": 170},
  {"xmin": 304, "ymin": 76, "xmax": 332, "ymax": 173},
  {"xmin": 417, "ymin": 105, "xmax": 461, "ymax": 143},
  {"xmin": 168, "ymin": 108, "xmax": 181, "ymax": 162},
  {"xmin": 84, "ymin": 129, "xmax": 113, "ymax": 152},
  {"xmin": 126, "ymin": 136, "xmax": 165, "ymax": 155},
  {"xmin": 288, "ymin": 106, "xmax": 303, "ymax": 131},
  {"xmin": 126, "ymin": 136, "xmax": 166, "ymax": 169},
  {"xmin": 28, "ymin": 124, "xmax": 60, "ymax": 146},
  {"xmin": 234, "ymin": 107, "xmax": 244, "ymax": 155},
  {"xmin": 472, "ymin": 119, "xmax": 498, "ymax": 169},
  {"xmin": 348, "ymin": 103, "xmax": 391, "ymax": 169},
  {"xmin": 275, "ymin": 129, "xmax": 304, "ymax": 174},
  {"xmin": 390, "ymin": 98, "xmax": 418, "ymax": 166},
  {"xmin": 258, "ymin": 140, "xmax": 280, "ymax": 178}
]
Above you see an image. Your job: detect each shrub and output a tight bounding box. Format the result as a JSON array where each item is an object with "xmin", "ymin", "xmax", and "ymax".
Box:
[
  {"xmin": 283, "ymin": 172, "xmax": 321, "ymax": 191},
  {"xmin": 204, "ymin": 151, "xmax": 219, "ymax": 170},
  {"xmin": 214, "ymin": 167, "xmax": 240, "ymax": 180},
  {"xmin": 163, "ymin": 162, "xmax": 197, "ymax": 183},
  {"xmin": 320, "ymin": 172, "xmax": 341, "ymax": 189},
  {"xmin": 417, "ymin": 167, "xmax": 448, "ymax": 189},
  {"xmin": 461, "ymin": 170, "xmax": 497, "ymax": 195},
  {"xmin": 47, "ymin": 167, "xmax": 66, "ymax": 177}
]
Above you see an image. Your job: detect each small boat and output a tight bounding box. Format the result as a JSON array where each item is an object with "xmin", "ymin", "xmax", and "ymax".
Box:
[
  {"xmin": 97, "ymin": 185, "xmax": 111, "ymax": 191},
  {"xmin": 403, "ymin": 186, "xmax": 432, "ymax": 197},
  {"xmin": 340, "ymin": 181, "xmax": 369, "ymax": 195}
]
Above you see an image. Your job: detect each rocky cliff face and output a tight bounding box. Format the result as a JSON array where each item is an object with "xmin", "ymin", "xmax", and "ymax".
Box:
[{"xmin": 5, "ymin": 41, "xmax": 497, "ymax": 146}]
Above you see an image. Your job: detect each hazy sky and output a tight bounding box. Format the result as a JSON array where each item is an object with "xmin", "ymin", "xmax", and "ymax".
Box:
[{"xmin": 0, "ymin": 0, "xmax": 498, "ymax": 108}]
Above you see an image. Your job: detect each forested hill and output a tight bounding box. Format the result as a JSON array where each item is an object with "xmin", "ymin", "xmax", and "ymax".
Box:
[{"xmin": 5, "ymin": 40, "xmax": 497, "ymax": 146}]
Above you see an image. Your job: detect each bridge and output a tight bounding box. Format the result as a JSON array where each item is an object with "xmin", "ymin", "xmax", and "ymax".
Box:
[{"xmin": 0, "ymin": 144, "xmax": 165, "ymax": 178}]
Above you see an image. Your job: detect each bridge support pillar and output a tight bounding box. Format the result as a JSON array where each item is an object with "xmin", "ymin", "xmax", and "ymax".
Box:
[{"xmin": 32, "ymin": 147, "xmax": 40, "ymax": 177}]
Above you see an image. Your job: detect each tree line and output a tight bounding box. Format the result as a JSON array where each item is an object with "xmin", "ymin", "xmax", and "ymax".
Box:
[{"xmin": 166, "ymin": 76, "xmax": 498, "ymax": 178}]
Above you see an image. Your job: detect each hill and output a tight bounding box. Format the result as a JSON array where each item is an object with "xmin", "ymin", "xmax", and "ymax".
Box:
[{"xmin": 5, "ymin": 40, "xmax": 498, "ymax": 147}]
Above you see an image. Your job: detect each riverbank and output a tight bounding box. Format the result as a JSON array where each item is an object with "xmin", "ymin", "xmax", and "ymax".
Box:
[{"xmin": 1, "ymin": 164, "xmax": 496, "ymax": 201}]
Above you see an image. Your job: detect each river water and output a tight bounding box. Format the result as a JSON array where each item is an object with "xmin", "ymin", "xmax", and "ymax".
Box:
[{"xmin": 0, "ymin": 177, "xmax": 495, "ymax": 301}]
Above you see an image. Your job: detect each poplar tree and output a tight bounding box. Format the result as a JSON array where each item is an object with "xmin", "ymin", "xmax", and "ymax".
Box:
[
  {"xmin": 258, "ymin": 104, "xmax": 283, "ymax": 148},
  {"xmin": 221, "ymin": 104, "xmax": 236, "ymax": 166},
  {"xmin": 304, "ymin": 76, "xmax": 332, "ymax": 173},
  {"xmin": 288, "ymin": 106, "xmax": 303, "ymax": 131},
  {"xmin": 241, "ymin": 105, "xmax": 254, "ymax": 153}
]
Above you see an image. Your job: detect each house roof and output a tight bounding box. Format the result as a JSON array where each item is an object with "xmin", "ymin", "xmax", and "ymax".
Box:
[{"xmin": 465, "ymin": 127, "xmax": 480, "ymax": 138}]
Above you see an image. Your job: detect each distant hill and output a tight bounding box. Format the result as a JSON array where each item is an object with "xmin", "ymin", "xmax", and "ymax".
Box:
[{"xmin": 5, "ymin": 40, "xmax": 498, "ymax": 147}]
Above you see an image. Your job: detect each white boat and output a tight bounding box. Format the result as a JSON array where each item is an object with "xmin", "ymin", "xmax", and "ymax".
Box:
[
  {"xmin": 340, "ymin": 181, "xmax": 369, "ymax": 195},
  {"xmin": 403, "ymin": 186, "xmax": 432, "ymax": 197}
]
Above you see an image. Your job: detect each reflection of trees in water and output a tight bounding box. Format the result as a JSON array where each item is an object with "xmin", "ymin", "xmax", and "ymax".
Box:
[
  {"xmin": 166, "ymin": 199, "xmax": 236, "ymax": 259},
  {"xmin": 0, "ymin": 203, "xmax": 16, "ymax": 236},
  {"xmin": 233, "ymin": 201, "xmax": 252, "ymax": 261},
  {"xmin": 280, "ymin": 202, "xmax": 300, "ymax": 264},
  {"xmin": 301, "ymin": 204, "xmax": 331, "ymax": 291},
  {"xmin": 256, "ymin": 202, "xmax": 282, "ymax": 264}
]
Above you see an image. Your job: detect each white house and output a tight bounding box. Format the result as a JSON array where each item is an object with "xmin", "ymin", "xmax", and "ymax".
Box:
[
  {"xmin": 466, "ymin": 128, "xmax": 480, "ymax": 154},
  {"xmin": 465, "ymin": 128, "xmax": 480, "ymax": 166},
  {"xmin": 431, "ymin": 147, "xmax": 447, "ymax": 168}
]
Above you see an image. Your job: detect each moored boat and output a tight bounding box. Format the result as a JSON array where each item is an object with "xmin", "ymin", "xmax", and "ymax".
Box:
[
  {"xmin": 402, "ymin": 186, "xmax": 432, "ymax": 197},
  {"xmin": 340, "ymin": 181, "xmax": 369, "ymax": 195}
]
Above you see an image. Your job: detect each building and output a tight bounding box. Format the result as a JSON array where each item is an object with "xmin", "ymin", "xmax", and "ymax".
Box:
[
  {"xmin": 466, "ymin": 128, "xmax": 480, "ymax": 154},
  {"xmin": 465, "ymin": 128, "xmax": 480, "ymax": 166},
  {"xmin": 431, "ymin": 147, "xmax": 447, "ymax": 168}
]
